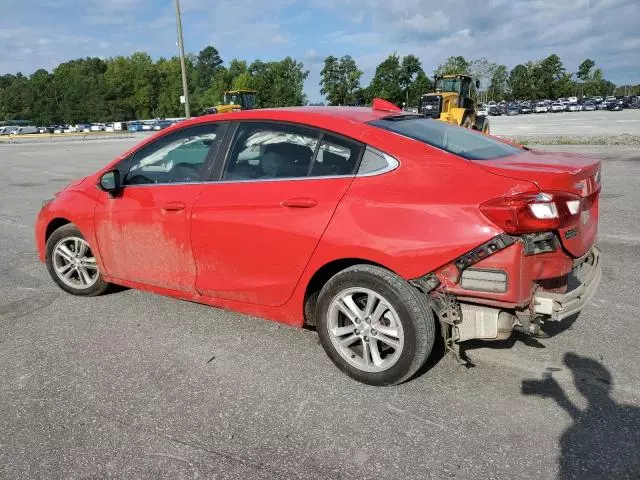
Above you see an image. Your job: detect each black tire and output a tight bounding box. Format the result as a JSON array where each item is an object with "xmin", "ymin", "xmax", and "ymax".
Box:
[
  {"xmin": 45, "ymin": 223, "xmax": 110, "ymax": 296},
  {"xmin": 316, "ymin": 265, "xmax": 436, "ymax": 386}
]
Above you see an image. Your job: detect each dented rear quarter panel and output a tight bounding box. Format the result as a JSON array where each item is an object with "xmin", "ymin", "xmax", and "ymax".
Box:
[{"xmin": 303, "ymin": 131, "xmax": 541, "ymax": 281}]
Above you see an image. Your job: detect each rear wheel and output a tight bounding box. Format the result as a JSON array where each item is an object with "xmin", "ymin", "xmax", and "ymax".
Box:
[
  {"xmin": 316, "ymin": 265, "xmax": 435, "ymax": 386},
  {"xmin": 45, "ymin": 224, "xmax": 110, "ymax": 296}
]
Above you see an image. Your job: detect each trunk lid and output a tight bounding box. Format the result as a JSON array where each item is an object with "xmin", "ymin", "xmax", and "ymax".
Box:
[{"xmin": 474, "ymin": 149, "xmax": 601, "ymax": 257}]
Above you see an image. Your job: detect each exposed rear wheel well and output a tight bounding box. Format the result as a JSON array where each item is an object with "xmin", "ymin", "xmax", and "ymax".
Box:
[
  {"xmin": 45, "ymin": 218, "xmax": 71, "ymax": 243},
  {"xmin": 303, "ymin": 258, "xmax": 390, "ymax": 326}
]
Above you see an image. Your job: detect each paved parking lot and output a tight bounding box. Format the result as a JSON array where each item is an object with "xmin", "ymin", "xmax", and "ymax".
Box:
[
  {"xmin": 1, "ymin": 139, "xmax": 639, "ymax": 479},
  {"xmin": 490, "ymin": 109, "xmax": 640, "ymax": 137}
]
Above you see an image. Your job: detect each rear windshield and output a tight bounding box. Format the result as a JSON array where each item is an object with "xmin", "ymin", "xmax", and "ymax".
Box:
[{"xmin": 368, "ymin": 116, "xmax": 522, "ymax": 160}]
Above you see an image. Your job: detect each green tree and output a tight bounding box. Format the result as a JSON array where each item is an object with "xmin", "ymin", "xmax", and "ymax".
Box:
[
  {"xmin": 232, "ymin": 72, "xmax": 252, "ymax": 90},
  {"xmin": 369, "ymin": 54, "xmax": 403, "ymax": 105},
  {"xmin": 407, "ymin": 69, "xmax": 433, "ymax": 107},
  {"xmin": 489, "ymin": 65, "xmax": 508, "ymax": 100},
  {"xmin": 249, "ymin": 58, "xmax": 308, "ymax": 108},
  {"xmin": 52, "ymin": 58, "xmax": 108, "ymax": 122},
  {"xmin": 508, "ymin": 64, "xmax": 530, "ymax": 99},
  {"xmin": 129, "ymin": 52, "xmax": 159, "ymax": 119},
  {"xmin": 319, "ymin": 55, "xmax": 362, "ymax": 105},
  {"xmin": 195, "ymin": 46, "xmax": 223, "ymax": 90},
  {"xmin": 155, "ymin": 56, "xmax": 187, "ymax": 117},
  {"xmin": 577, "ymin": 59, "xmax": 596, "ymax": 82},
  {"xmin": 400, "ymin": 54, "xmax": 422, "ymax": 106},
  {"xmin": 435, "ymin": 56, "xmax": 471, "ymax": 76},
  {"xmin": 536, "ymin": 54, "xmax": 567, "ymax": 99}
]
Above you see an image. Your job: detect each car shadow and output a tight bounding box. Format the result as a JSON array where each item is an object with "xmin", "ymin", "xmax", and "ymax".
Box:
[
  {"xmin": 104, "ymin": 284, "xmax": 129, "ymax": 295},
  {"xmin": 522, "ymin": 353, "xmax": 640, "ymax": 479}
]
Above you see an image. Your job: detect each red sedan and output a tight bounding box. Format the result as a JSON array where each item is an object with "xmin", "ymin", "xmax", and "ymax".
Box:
[{"xmin": 35, "ymin": 101, "xmax": 602, "ymax": 385}]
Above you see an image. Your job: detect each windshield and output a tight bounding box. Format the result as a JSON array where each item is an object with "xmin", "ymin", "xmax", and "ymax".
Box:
[
  {"xmin": 368, "ymin": 116, "xmax": 523, "ymax": 161},
  {"xmin": 435, "ymin": 77, "xmax": 469, "ymax": 98},
  {"xmin": 227, "ymin": 92, "xmax": 255, "ymax": 110}
]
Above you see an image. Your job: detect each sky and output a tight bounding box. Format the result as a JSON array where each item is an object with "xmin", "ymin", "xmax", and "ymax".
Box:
[{"xmin": 1, "ymin": 0, "xmax": 639, "ymax": 102}]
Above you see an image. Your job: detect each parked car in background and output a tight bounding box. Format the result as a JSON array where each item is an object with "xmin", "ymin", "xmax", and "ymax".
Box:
[
  {"xmin": 152, "ymin": 120, "xmax": 173, "ymax": 131},
  {"xmin": 519, "ymin": 104, "xmax": 532, "ymax": 114},
  {"xmin": 597, "ymin": 101, "xmax": 609, "ymax": 110},
  {"xmin": 127, "ymin": 122, "xmax": 144, "ymax": 132},
  {"xmin": 142, "ymin": 122, "xmax": 154, "ymax": 131},
  {"xmin": 35, "ymin": 103, "xmax": 602, "ymax": 385},
  {"xmin": 91, "ymin": 123, "xmax": 106, "ymax": 132},
  {"xmin": 534, "ymin": 102, "xmax": 548, "ymax": 113},
  {"xmin": 11, "ymin": 126, "xmax": 39, "ymax": 135},
  {"xmin": 551, "ymin": 102, "xmax": 565, "ymax": 113},
  {"xmin": 567, "ymin": 103, "xmax": 581, "ymax": 112},
  {"xmin": 477, "ymin": 105, "xmax": 489, "ymax": 117},
  {"xmin": 488, "ymin": 106, "xmax": 502, "ymax": 116},
  {"xmin": 583, "ymin": 102, "xmax": 597, "ymax": 111},
  {"xmin": 0, "ymin": 126, "xmax": 19, "ymax": 135},
  {"xmin": 606, "ymin": 101, "xmax": 622, "ymax": 111},
  {"xmin": 506, "ymin": 104, "xmax": 520, "ymax": 115}
]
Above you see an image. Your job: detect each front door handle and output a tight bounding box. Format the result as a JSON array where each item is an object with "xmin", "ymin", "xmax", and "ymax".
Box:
[
  {"xmin": 281, "ymin": 197, "xmax": 318, "ymax": 208},
  {"xmin": 162, "ymin": 201, "xmax": 186, "ymax": 212}
]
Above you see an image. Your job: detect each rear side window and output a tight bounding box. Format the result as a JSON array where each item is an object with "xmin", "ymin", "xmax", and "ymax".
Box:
[
  {"xmin": 368, "ymin": 116, "xmax": 522, "ymax": 160},
  {"xmin": 224, "ymin": 123, "xmax": 319, "ymax": 180},
  {"xmin": 309, "ymin": 134, "xmax": 362, "ymax": 177}
]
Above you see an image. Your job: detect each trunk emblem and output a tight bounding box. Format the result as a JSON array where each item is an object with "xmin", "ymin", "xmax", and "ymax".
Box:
[
  {"xmin": 565, "ymin": 227, "xmax": 579, "ymax": 239},
  {"xmin": 574, "ymin": 180, "xmax": 587, "ymax": 195}
]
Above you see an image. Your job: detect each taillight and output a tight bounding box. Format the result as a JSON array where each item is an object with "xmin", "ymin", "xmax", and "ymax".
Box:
[{"xmin": 480, "ymin": 191, "xmax": 582, "ymax": 234}]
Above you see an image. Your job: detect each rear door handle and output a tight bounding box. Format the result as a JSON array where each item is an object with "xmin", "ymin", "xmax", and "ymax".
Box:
[
  {"xmin": 281, "ymin": 197, "xmax": 318, "ymax": 209},
  {"xmin": 162, "ymin": 201, "xmax": 186, "ymax": 212}
]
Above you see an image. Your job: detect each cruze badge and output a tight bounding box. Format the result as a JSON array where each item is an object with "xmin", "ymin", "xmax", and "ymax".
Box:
[{"xmin": 565, "ymin": 227, "xmax": 579, "ymax": 239}]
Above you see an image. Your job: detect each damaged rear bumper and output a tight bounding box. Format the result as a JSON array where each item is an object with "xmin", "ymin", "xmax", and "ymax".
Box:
[
  {"xmin": 440, "ymin": 246, "xmax": 601, "ymax": 344},
  {"xmin": 532, "ymin": 246, "xmax": 601, "ymax": 321}
]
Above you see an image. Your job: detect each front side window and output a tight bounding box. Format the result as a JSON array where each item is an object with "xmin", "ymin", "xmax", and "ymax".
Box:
[
  {"xmin": 369, "ymin": 116, "xmax": 522, "ymax": 161},
  {"xmin": 224, "ymin": 123, "xmax": 319, "ymax": 180},
  {"xmin": 124, "ymin": 124, "xmax": 220, "ymax": 185}
]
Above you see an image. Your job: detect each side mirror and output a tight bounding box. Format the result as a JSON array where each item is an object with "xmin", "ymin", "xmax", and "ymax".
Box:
[{"xmin": 98, "ymin": 169, "xmax": 121, "ymax": 197}]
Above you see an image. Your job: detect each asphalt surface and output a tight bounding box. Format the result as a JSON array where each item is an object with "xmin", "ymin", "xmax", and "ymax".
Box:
[
  {"xmin": 1, "ymin": 139, "xmax": 639, "ymax": 479},
  {"xmin": 489, "ymin": 109, "xmax": 640, "ymax": 137}
]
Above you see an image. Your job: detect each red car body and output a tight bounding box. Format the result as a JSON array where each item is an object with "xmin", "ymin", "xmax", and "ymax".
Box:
[{"xmin": 36, "ymin": 106, "xmax": 601, "ymax": 343}]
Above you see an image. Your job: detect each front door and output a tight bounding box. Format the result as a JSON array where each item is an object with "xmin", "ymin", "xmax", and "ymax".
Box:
[
  {"xmin": 94, "ymin": 123, "xmax": 225, "ymax": 292},
  {"xmin": 191, "ymin": 121, "xmax": 363, "ymax": 306}
]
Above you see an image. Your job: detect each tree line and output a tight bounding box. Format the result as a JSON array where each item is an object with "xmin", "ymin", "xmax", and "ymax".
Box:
[
  {"xmin": 1, "ymin": 45, "xmax": 637, "ymax": 124},
  {"xmin": 0, "ymin": 46, "xmax": 308, "ymax": 125},
  {"xmin": 320, "ymin": 53, "xmax": 633, "ymax": 107}
]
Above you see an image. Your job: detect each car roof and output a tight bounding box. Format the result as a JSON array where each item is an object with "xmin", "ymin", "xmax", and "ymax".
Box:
[{"xmin": 181, "ymin": 106, "xmax": 396, "ymax": 129}]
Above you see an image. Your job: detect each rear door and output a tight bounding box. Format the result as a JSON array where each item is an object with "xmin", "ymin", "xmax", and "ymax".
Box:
[{"xmin": 191, "ymin": 121, "xmax": 363, "ymax": 306}]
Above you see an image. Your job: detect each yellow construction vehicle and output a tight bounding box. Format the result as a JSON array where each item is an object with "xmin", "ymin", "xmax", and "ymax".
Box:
[
  {"xmin": 420, "ymin": 74, "xmax": 489, "ymax": 134},
  {"xmin": 200, "ymin": 89, "xmax": 257, "ymax": 116}
]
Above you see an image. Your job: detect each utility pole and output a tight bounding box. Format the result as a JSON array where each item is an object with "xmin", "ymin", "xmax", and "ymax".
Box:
[{"xmin": 174, "ymin": 0, "xmax": 190, "ymax": 118}]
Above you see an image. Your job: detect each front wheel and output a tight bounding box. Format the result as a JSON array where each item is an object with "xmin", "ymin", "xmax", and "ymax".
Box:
[
  {"xmin": 45, "ymin": 224, "xmax": 110, "ymax": 296},
  {"xmin": 316, "ymin": 265, "xmax": 436, "ymax": 386}
]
